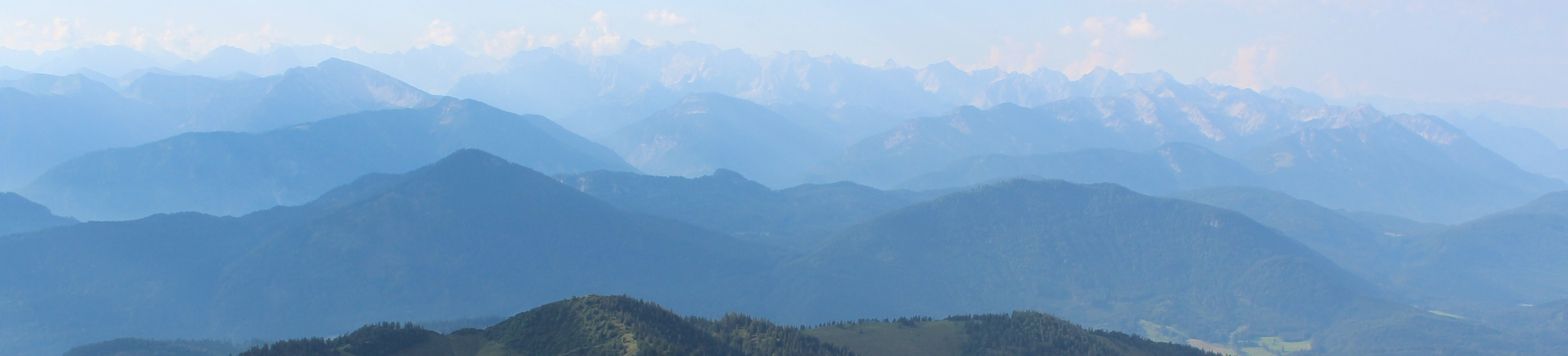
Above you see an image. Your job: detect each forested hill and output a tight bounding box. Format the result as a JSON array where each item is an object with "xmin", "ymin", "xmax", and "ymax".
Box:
[{"xmin": 231, "ymin": 295, "xmax": 1204, "ymax": 356}]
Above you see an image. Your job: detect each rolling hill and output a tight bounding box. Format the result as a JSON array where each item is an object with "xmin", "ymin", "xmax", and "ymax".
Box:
[{"xmin": 559, "ymin": 169, "xmax": 925, "ymax": 250}]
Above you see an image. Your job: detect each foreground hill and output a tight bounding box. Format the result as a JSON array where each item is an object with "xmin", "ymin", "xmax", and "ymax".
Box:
[
  {"xmin": 0, "ymin": 150, "xmax": 764, "ymax": 354},
  {"xmin": 0, "ymin": 192, "xmax": 75, "ymax": 236},
  {"xmin": 235, "ymin": 295, "xmax": 1199, "ymax": 356},
  {"xmin": 242, "ymin": 296, "xmax": 849, "ymax": 356},
  {"xmin": 22, "ymin": 99, "xmax": 632, "ymax": 220}
]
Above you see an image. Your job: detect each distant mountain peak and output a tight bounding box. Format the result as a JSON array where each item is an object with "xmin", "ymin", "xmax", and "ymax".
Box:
[{"xmin": 427, "ymin": 148, "xmax": 512, "ymax": 169}]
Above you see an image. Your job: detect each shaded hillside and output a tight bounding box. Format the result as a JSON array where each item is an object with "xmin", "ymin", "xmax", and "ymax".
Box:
[
  {"xmin": 23, "ymin": 99, "xmax": 632, "ymax": 220},
  {"xmin": 1174, "ymin": 187, "xmax": 1406, "ymax": 282},
  {"xmin": 0, "ymin": 213, "xmax": 264, "ymax": 355}
]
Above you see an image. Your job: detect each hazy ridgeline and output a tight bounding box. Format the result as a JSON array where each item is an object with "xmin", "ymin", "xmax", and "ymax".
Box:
[{"xmin": 0, "ymin": 42, "xmax": 1565, "ymax": 355}]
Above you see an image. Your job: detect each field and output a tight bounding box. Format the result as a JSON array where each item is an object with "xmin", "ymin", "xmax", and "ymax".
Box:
[{"xmin": 804, "ymin": 320, "xmax": 965, "ymax": 356}]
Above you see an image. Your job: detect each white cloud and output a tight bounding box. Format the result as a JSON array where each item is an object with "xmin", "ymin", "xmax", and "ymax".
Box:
[
  {"xmin": 415, "ymin": 19, "xmax": 456, "ymax": 48},
  {"xmin": 575, "ymin": 11, "xmax": 625, "ymax": 55},
  {"xmin": 643, "ymin": 9, "xmax": 688, "ymax": 27},
  {"xmin": 1211, "ymin": 45, "xmax": 1281, "ymax": 89},
  {"xmin": 1080, "ymin": 16, "xmax": 1110, "ymax": 35},
  {"xmin": 1052, "ymin": 14, "xmax": 1156, "ymax": 78},
  {"xmin": 984, "ymin": 39, "xmax": 1049, "ymax": 72},
  {"xmin": 1, "ymin": 18, "xmax": 79, "ymax": 53},
  {"xmin": 1124, "ymin": 13, "xmax": 1157, "ymax": 38},
  {"xmin": 590, "ymin": 10, "xmax": 610, "ymax": 32},
  {"xmin": 482, "ymin": 26, "xmax": 535, "ymax": 59}
]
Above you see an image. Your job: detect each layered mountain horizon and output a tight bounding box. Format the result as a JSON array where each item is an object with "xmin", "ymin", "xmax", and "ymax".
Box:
[{"xmin": 4, "ymin": 34, "xmax": 1567, "ymax": 355}]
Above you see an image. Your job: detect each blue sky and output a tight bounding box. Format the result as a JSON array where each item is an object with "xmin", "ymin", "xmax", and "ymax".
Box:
[{"xmin": 3, "ymin": 0, "xmax": 1565, "ymax": 107}]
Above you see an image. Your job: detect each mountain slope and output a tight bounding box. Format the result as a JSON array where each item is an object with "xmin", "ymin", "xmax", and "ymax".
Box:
[
  {"xmin": 0, "ymin": 213, "xmax": 264, "ymax": 355},
  {"xmin": 1247, "ymin": 113, "xmax": 1563, "ymax": 222},
  {"xmin": 126, "ymin": 58, "xmax": 439, "ymax": 132},
  {"xmin": 1395, "ymin": 191, "xmax": 1568, "ymax": 305},
  {"xmin": 0, "ymin": 192, "xmax": 75, "ymax": 236},
  {"xmin": 1174, "ymin": 187, "xmax": 1406, "ymax": 283},
  {"xmin": 606, "ymin": 93, "xmax": 835, "ymax": 187},
  {"xmin": 0, "ymin": 74, "xmax": 168, "ymax": 189},
  {"xmin": 22, "ymin": 99, "xmax": 632, "ymax": 220}
]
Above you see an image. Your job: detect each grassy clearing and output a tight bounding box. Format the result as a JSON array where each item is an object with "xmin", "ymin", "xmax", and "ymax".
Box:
[
  {"xmin": 1139, "ymin": 320, "xmax": 1190, "ymax": 343},
  {"xmin": 804, "ymin": 320, "xmax": 965, "ymax": 356}
]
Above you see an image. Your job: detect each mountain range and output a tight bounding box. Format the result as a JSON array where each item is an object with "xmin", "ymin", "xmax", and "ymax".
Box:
[
  {"xmin": 124, "ymin": 58, "xmax": 439, "ymax": 132},
  {"xmin": 20, "ymin": 99, "xmax": 631, "ymax": 220},
  {"xmin": 4, "ymin": 150, "xmax": 1561, "ymax": 354},
  {"xmin": 0, "ymin": 59, "xmax": 444, "ymax": 190},
  {"xmin": 837, "ymin": 101, "xmax": 1561, "ymax": 222},
  {"xmin": 0, "ymin": 150, "xmax": 754, "ymax": 355},
  {"xmin": 4, "ymin": 42, "xmax": 1568, "ymax": 355}
]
